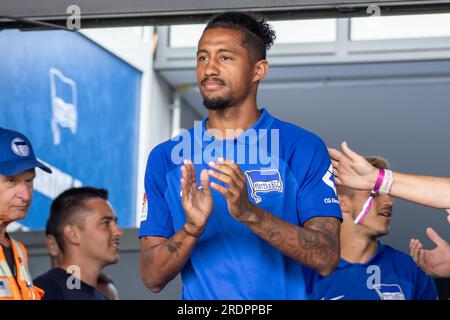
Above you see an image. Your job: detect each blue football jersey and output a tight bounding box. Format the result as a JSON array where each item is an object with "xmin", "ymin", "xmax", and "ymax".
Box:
[
  {"xmin": 305, "ymin": 242, "xmax": 438, "ymax": 300},
  {"xmin": 139, "ymin": 108, "xmax": 342, "ymax": 299}
]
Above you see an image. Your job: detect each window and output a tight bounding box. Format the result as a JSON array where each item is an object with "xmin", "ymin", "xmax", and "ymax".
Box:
[
  {"xmin": 168, "ymin": 19, "xmax": 337, "ymax": 48},
  {"xmin": 270, "ymin": 19, "xmax": 336, "ymax": 43},
  {"xmin": 169, "ymin": 24, "xmax": 205, "ymax": 48},
  {"xmin": 351, "ymin": 13, "xmax": 450, "ymax": 41}
]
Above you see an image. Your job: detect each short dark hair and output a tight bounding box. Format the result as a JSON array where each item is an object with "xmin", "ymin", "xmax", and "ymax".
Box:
[
  {"xmin": 204, "ymin": 12, "xmax": 276, "ymax": 60},
  {"xmin": 46, "ymin": 186, "xmax": 108, "ymax": 252}
]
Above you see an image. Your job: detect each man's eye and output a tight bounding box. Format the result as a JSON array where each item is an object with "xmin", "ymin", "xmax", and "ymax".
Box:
[
  {"xmin": 221, "ymin": 56, "xmax": 232, "ymax": 61},
  {"xmin": 198, "ymin": 56, "xmax": 208, "ymax": 61}
]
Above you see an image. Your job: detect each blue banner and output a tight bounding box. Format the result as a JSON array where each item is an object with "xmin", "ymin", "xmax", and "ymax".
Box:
[{"xmin": 0, "ymin": 29, "xmax": 141, "ymax": 229}]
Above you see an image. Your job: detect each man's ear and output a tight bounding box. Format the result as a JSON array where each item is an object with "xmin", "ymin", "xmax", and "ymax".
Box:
[
  {"xmin": 253, "ymin": 59, "xmax": 269, "ymax": 83},
  {"xmin": 63, "ymin": 225, "xmax": 81, "ymax": 246}
]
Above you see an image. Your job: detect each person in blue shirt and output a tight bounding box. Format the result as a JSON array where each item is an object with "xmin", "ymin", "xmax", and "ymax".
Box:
[
  {"xmin": 330, "ymin": 141, "xmax": 450, "ymax": 278},
  {"xmin": 139, "ymin": 12, "xmax": 342, "ymax": 300},
  {"xmin": 306, "ymin": 156, "xmax": 438, "ymax": 300}
]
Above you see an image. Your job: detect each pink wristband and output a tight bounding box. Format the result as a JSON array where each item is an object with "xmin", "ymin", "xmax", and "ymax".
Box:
[
  {"xmin": 372, "ymin": 169, "xmax": 385, "ymax": 194},
  {"xmin": 354, "ymin": 169, "xmax": 385, "ymax": 225}
]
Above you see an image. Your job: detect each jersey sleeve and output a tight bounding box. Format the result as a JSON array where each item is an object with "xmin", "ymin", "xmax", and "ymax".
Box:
[
  {"xmin": 138, "ymin": 145, "xmax": 175, "ymax": 238},
  {"xmin": 294, "ymin": 137, "xmax": 342, "ymax": 224}
]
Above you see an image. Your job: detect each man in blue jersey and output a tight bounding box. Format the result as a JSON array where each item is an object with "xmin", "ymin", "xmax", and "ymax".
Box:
[
  {"xmin": 139, "ymin": 12, "xmax": 342, "ymax": 300},
  {"xmin": 306, "ymin": 157, "xmax": 437, "ymax": 300}
]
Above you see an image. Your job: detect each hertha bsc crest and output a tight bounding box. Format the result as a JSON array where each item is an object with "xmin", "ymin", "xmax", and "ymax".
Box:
[{"xmin": 244, "ymin": 169, "xmax": 283, "ymax": 203}]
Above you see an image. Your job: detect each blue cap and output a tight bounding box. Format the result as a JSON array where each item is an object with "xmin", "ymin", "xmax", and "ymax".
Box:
[{"xmin": 0, "ymin": 127, "xmax": 52, "ymax": 176}]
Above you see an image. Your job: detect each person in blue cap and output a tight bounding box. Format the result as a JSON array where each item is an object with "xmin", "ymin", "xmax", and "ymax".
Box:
[
  {"xmin": 0, "ymin": 127, "xmax": 51, "ymax": 300},
  {"xmin": 305, "ymin": 157, "xmax": 437, "ymax": 300}
]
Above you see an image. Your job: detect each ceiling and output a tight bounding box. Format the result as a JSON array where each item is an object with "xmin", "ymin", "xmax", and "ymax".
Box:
[{"xmin": 2, "ymin": 0, "xmax": 450, "ymax": 29}]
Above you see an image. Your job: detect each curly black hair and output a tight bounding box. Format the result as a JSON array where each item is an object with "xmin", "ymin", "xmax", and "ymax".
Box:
[{"xmin": 204, "ymin": 12, "xmax": 276, "ymax": 60}]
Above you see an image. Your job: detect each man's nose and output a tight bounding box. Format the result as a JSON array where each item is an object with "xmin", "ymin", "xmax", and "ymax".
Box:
[
  {"xmin": 204, "ymin": 59, "xmax": 220, "ymax": 76},
  {"xmin": 113, "ymin": 223, "xmax": 124, "ymax": 237},
  {"xmin": 17, "ymin": 183, "xmax": 32, "ymax": 202}
]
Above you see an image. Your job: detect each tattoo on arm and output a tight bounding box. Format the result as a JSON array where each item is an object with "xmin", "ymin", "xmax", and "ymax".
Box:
[
  {"xmin": 300, "ymin": 217, "xmax": 340, "ymax": 250},
  {"xmin": 165, "ymin": 239, "xmax": 183, "ymax": 258},
  {"xmin": 267, "ymin": 226, "xmax": 283, "ymax": 243},
  {"xmin": 297, "ymin": 217, "xmax": 340, "ymax": 271},
  {"xmin": 245, "ymin": 208, "xmax": 340, "ymax": 273}
]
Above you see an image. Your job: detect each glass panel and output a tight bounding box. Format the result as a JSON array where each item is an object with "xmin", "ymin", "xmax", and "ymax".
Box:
[
  {"xmin": 351, "ymin": 13, "xmax": 450, "ymax": 41},
  {"xmin": 169, "ymin": 24, "xmax": 206, "ymax": 48},
  {"xmin": 169, "ymin": 19, "xmax": 337, "ymax": 48},
  {"xmin": 270, "ymin": 19, "xmax": 336, "ymax": 43}
]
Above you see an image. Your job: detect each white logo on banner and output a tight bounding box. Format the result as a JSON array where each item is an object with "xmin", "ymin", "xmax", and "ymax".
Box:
[
  {"xmin": 49, "ymin": 68, "xmax": 78, "ymax": 146},
  {"xmin": 34, "ymin": 158, "xmax": 82, "ymax": 199}
]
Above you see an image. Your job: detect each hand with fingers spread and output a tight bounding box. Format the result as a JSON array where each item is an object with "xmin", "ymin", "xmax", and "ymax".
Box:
[
  {"xmin": 207, "ymin": 157, "xmax": 255, "ymax": 222},
  {"xmin": 410, "ymin": 226, "xmax": 450, "ymax": 278},
  {"xmin": 181, "ymin": 159, "xmax": 213, "ymax": 237},
  {"xmin": 328, "ymin": 141, "xmax": 378, "ymax": 190}
]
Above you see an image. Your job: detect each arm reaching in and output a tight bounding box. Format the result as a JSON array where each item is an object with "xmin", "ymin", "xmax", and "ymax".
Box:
[
  {"xmin": 328, "ymin": 141, "xmax": 378, "ymax": 190},
  {"xmin": 329, "ymin": 142, "xmax": 450, "ymax": 209}
]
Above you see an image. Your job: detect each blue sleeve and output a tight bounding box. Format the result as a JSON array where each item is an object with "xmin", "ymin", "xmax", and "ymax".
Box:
[
  {"xmin": 138, "ymin": 145, "xmax": 175, "ymax": 238},
  {"xmin": 295, "ymin": 138, "xmax": 342, "ymax": 224},
  {"xmin": 415, "ymin": 270, "xmax": 438, "ymax": 300}
]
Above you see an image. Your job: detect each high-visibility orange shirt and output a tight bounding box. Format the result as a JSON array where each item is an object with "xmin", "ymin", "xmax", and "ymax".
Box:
[{"xmin": 0, "ymin": 235, "xmax": 44, "ymax": 300}]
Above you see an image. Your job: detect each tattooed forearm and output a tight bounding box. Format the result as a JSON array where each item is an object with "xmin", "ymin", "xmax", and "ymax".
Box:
[
  {"xmin": 267, "ymin": 226, "xmax": 284, "ymax": 243},
  {"xmin": 296, "ymin": 219, "xmax": 340, "ymax": 274},
  {"xmin": 242, "ymin": 207, "xmax": 340, "ymax": 275},
  {"xmin": 298, "ymin": 229, "xmax": 322, "ymax": 250},
  {"xmin": 140, "ymin": 227, "xmax": 200, "ymax": 292}
]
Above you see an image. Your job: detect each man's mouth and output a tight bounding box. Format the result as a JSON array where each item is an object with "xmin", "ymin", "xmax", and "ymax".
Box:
[
  {"xmin": 202, "ymin": 78, "xmax": 225, "ymax": 89},
  {"xmin": 14, "ymin": 205, "xmax": 29, "ymax": 211},
  {"xmin": 111, "ymin": 239, "xmax": 120, "ymax": 249}
]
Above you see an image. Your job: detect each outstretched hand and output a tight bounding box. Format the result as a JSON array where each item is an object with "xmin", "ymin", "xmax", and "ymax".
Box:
[
  {"xmin": 181, "ymin": 159, "xmax": 213, "ymax": 236},
  {"xmin": 328, "ymin": 141, "xmax": 378, "ymax": 190},
  {"xmin": 410, "ymin": 220, "xmax": 450, "ymax": 278}
]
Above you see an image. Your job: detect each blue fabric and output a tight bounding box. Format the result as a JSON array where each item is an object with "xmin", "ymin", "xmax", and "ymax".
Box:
[
  {"xmin": 139, "ymin": 108, "xmax": 342, "ymax": 300},
  {"xmin": 305, "ymin": 242, "xmax": 438, "ymax": 300},
  {"xmin": 34, "ymin": 268, "xmax": 109, "ymax": 300}
]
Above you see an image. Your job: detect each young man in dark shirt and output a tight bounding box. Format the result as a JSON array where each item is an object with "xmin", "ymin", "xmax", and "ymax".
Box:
[{"xmin": 34, "ymin": 187, "xmax": 123, "ymax": 300}]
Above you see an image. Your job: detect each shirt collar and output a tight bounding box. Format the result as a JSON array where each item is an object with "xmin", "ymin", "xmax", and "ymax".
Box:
[
  {"xmin": 198, "ymin": 108, "xmax": 274, "ymax": 148},
  {"xmin": 338, "ymin": 241, "xmax": 385, "ymax": 268}
]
